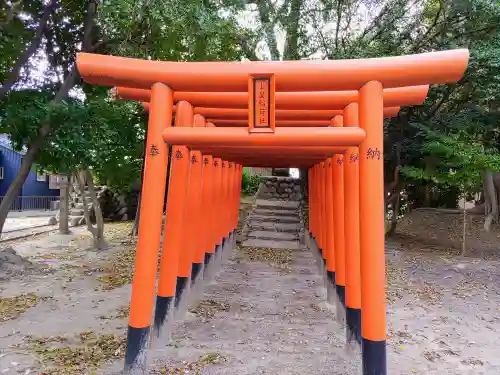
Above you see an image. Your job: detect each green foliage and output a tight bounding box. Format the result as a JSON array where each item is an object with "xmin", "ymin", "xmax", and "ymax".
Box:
[
  {"xmin": 400, "ymin": 123, "xmax": 500, "ymax": 193},
  {"xmin": 0, "ymin": 1, "xmax": 45, "ymax": 84},
  {"xmin": 241, "ymin": 171, "xmax": 250, "ymax": 192},
  {"xmin": 243, "ymin": 174, "xmax": 262, "ymax": 196},
  {"xmin": 98, "ymin": 0, "xmax": 249, "ymax": 62},
  {"xmin": 0, "ymin": 89, "xmax": 145, "ymax": 191},
  {"xmin": 0, "ymin": 0, "xmax": 252, "ymax": 194}
]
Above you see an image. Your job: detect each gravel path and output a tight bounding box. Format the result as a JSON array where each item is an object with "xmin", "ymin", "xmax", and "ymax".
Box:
[{"xmin": 134, "ymin": 245, "xmax": 361, "ymax": 375}]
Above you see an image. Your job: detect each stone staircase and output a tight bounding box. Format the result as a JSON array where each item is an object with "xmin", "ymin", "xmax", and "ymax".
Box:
[
  {"xmin": 53, "ymin": 184, "xmax": 104, "ymax": 226},
  {"xmin": 241, "ymin": 199, "xmax": 304, "ymax": 250},
  {"xmin": 68, "ymin": 185, "xmax": 106, "ymax": 225}
]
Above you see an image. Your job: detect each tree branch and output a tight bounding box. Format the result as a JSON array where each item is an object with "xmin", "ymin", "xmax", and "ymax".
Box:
[
  {"xmin": 410, "ymin": 0, "xmax": 443, "ymax": 53},
  {"xmin": 0, "ymin": 0, "xmax": 59, "ymax": 100},
  {"xmin": 334, "ymin": 0, "xmax": 343, "ymax": 54},
  {"xmin": 282, "ymin": 0, "xmax": 303, "ymax": 60},
  {"xmin": 0, "ymin": 0, "xmax": 100, "ymax": 234},
  {"xmin": 238, "ymin": 36, "xmax": 260, "ymax": 61},
  {"xmin": 255, "ymin": 0, "xmax": 280, "ymax": 60}
]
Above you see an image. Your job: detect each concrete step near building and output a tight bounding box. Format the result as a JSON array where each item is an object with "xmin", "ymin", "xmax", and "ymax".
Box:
[
  {"xmin": 70, "ymin": 209, "xmax": 84, "ymax": 216},
  {"xmin": 70, "ymin": 215, "xmax": 86, "ymax": 226}
]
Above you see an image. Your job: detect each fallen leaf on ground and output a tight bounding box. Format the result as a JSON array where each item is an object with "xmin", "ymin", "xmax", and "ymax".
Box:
[
  {"xmin": 153, "ymin": 352, "xmax": 228, "ymax": 374},
  {"xmin": 0, "ymin": 294, "xmax": 41, "ymax": 322}
]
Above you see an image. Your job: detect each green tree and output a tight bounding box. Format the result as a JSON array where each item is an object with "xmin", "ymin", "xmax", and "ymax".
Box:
[
  {"xmin": 0, "ymin": 0, "xmax": 252, "ymax": 235},
  {"xmin": 238, "ymin": 0, "xmax": 500, "ymax": 232},
  {"xmin": 400, "ymin": 124, "xmax": 500, "ymax": 252}
]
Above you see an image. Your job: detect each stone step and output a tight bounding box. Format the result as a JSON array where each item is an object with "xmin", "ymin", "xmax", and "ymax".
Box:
[
  {"xmin": 253, "ymin": 208, "xmax": 299, "ymax": 216},
  {"xmin": 255, "ymin": 199, "xmax": 299, "ymax": 211},
  {"xmin": 248, "ymin": 222, "xmax": 301, "ymax": 233},
  {"xmin": 241, "ymin": 238, "xmax": 301, "ymax": 250},
  {"xmin": 249, "ymin": 214, "xmax": 300, "ymax": 223},
  {"xmin": 247, "ymin": 231, "xmax": 298, "ymax": 241}
]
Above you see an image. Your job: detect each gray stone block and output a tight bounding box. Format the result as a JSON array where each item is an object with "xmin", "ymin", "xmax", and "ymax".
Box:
[
  {"xmin": 247, "ymin": 231, "xmax": 298, "ymax": 241},
  {"xmin": 255, "ymin": 199, "xmax": 300, "ymax": 210},
  {"xmin": 241, "ymin": 238, "xmax": 301, "ymax": 250},
  {"xmin": 253, "ymin": 208, "xmax": 298, "ymax": 217},
  {"xmin": 70, "ymin": 216, "xmax": 83, "ymax": 226},
  {"xmin": 249, "ymin": 222, "xmax": 301, "ymax": 232},
  {"xmin": 250, "ymin": 214, "xmax": 300, "ymax": 223}
]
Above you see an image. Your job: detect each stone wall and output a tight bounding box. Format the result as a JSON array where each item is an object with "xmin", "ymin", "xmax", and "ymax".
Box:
[
  {"xmin": 245, "ymin": 167, "xmax": 272, "ymax": 177},
  {"xmin": 56, "ymin": 185, "xmax": 139, "ymax": 226},
  {"xmin": 97, "ymin": 187, "xmax": 139, "ymax": 221},
  {"xmin": 257, "ymin": 176, "xmax": 304, "ymax": 201}
]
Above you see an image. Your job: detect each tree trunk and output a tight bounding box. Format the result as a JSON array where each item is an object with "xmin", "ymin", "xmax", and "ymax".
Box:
[
  {"xmin": 255, "ymin": 1, "xmax": 281, "ymax": 60},
  {"xmin": 282, "ymin": 0, "xmax": 303, "ymax": 60},
  {"xmin": 461, "ymin": 191, "xmax": 467, "ymax": 256},
  {"xmin": 483, "ymin": 171, "xmax": 497, "ymax": 232},
  {"xmin": 0, "ymin": 0, "xmax": 99, "ymax": 235},
  {"xmin": 85, "ymin": 170, "xmax": 106, "ymax": 249},
  {"xmin": 387, "ymin": 184, "xmax": 402, "ymax": 237},
  {"xmin": 0, "ymin": 67, "xmax": 77, "ymax": 235},
  {"xmin": 59, "ymin": 175, "xmax": 70, "ymax": 234},
  {"xmin": 75, "ymin": 170, "xmax": 107, "ymax": 250},
  {"xmin": 131, "ymin": 192, "xmax": 141, "ymax": 237},
  {"xmin": 131, "ymin": 121, "xmax": 149, "ymax": 237},
  {"xmin": 423, "ymin": 184, "xmax": 431, "ymax": 207},
  {"xmin": 0, "ymin": 0, "xmax": 58, "ymax": 100}
]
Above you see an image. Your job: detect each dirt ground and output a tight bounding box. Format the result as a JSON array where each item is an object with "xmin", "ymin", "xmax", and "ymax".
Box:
[
  {"xmin": 396, "ymin": 209, "xmax": 500, "ymax": 260},
  {"xmin": 0, "ymin": 206, "xmax": 498, "ymax": 374}
]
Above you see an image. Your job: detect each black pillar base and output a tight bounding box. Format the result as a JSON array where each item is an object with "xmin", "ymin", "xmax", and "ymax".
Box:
[
  {"xmin": 153, "ymin": 296, "xmax": 173, "ymax": 336},
  {"xmin": 362, "ymin": 338, "xmax": 387, "ymax": 375},
  {"xmin": 204, "ymin": 252, "xmax": 214, "ymax": 266},
  {"xmin": 215, "ymin": 241, "xmax": 222, "ymax": 254},
  {"xmin": 191, "ymin": 263, "xmax": 203, "ymax": 285},
  {"xmin": 336, "ymin": 284, "xmax": 346, "ymax": 308},
  {"xmin": 124, "ymin": 325, "xmax": 150, "ymax": 373},
  {"xmin": 327, "ymin": 270, "xmax": 335, "ymax": 284},
  {"xmin": 174, "ymin": 276, "xmax": 189, "ymax": 308},
  {"xmin": 346, "ymin": 307, "xmax": 362, "ymax": 344}
]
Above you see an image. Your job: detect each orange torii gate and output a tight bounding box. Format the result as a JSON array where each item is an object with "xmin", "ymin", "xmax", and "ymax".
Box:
[{"xmin": 76, "ymin": 49, "xmax": 469, "ymax": 375}]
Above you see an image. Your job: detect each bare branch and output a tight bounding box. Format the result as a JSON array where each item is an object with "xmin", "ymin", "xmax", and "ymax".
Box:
[
  {"xmin": 0, "ymin": 0, "xmax": 59, "ymax": 100},
  {"xmin": 254, "ymin": 0, "xmax": 281, "ymax": 60},
  {"xmin": 334, "ymin": 0, "xmax": 343, "ymax": 54}
]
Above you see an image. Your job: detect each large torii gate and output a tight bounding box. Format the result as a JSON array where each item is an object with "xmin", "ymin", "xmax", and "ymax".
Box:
[{"xmin": 76, "ymin": 49, "xmax": 469, "ymax": 375}]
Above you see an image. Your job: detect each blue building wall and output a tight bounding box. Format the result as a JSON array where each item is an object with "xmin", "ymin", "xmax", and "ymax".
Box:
[
  {"xmin": 0, "ymin": 143, "xmax": 21, "ymax": 196},
  {"xmin": 0, "ymin": 136, "xmax": 59, "ymax": 209}
]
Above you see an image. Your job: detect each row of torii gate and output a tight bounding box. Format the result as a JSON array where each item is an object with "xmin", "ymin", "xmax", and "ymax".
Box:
[{"xmin": 77, "ymin": 49, "xmax": 469, "ymax": 375}]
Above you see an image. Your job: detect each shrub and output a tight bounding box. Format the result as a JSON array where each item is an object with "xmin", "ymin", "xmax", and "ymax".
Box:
[
  {"xmin": 243, "ymin": 174, "xmax": 262, "ymax": 196},
  {"xmin": 241, "ymin": 171, "xmax": 250, "ymax": 192}
]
